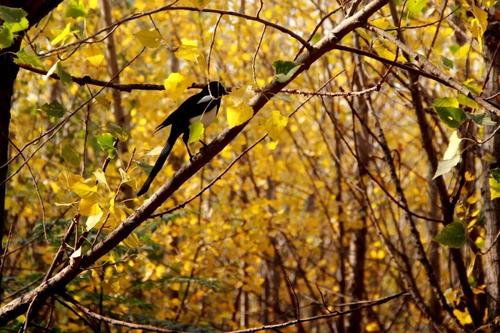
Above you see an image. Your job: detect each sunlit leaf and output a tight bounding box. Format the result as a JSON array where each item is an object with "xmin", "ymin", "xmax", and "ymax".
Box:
[
  {"xmin": 163, "ymin": 72, "xmax": 189, "ymax": 99},
  {"xmin": 44, "ymin": 61, "xmax": 59, "ymax": 80},
  {"xmin": 96, "ymin": 133, "xmax": 116, "ymax": 157},
  {"xmin": 265, "ymin": 110, "xmax": 288, "ymax": 140},
  {"xmin": 119, "ymin": 168, "xmax": 131, "ymax": 183},
  {"xmin": 93, "ymin": 169, "xmax": 110, "ymax": 191},
  {"xmin": 51, "ymin": 23, "xmax": 74, "ymax": 46},
  {"xmin": 135, "ymin": 28, "xmax": 161, "ymax": 48},
  {"xmin": 87, "ymin": 54, "xmax": 104, "ymax": 66},
  {"xmin": 407, "ymin": 0, "xmax": 427, "ymax": 16},
  {"xmin": 188, "ymin": 122, "xmax": 205, "ymax": 144},
  {"xmin": 434, "ymin": 221, "xmax": 466, "ymax": 248},
  {"xmin": 489, "ymin": 170, "xmax": 500, "ymax": 200},
  {"xmin": 457, "ymin": 94, "xmax": 478, "ymax": 109},
  {"xmin": 453, "ymin": 308, "xmax": 473, "ymax": 325},
  {"xmin": 70, "ymin": 247, "xmax": 82, "ymax": 258},
  {"xmin": 85, "ymin": 205, "xmax": 103, "ymax": 231},
  {"xmin": 15, "ymin": 48, "xmax": 42, "ymax": 68},
  {"xmin": 70, "ymin": 180, "xmax": 98, "ymax": 199},
  {"xmin": 227, "ymin": 104, "xmax": 253, "ymax": 127},
  {"xmin": 175, "ymin": 38, "xmax": 199, "ymax": 61},
  {"xmin": 228, "ymin": 86, "xmax": 254, "ymax": 107},
  {"xmin": 433, "ymin": 131, "xmax": 462, "ymax": 179},
  {"xmin": 146, "ymin": 146, "xmax": 164, "ymax": 156},
  {"xmin": 4, "ymin": 17, "xmax": 29, "ymax": 33}
]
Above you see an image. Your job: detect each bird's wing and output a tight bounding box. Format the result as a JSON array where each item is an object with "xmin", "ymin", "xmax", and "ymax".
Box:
[{"xmin": 153, "ymin": 93, "xmax": 201, "ymax": 133}]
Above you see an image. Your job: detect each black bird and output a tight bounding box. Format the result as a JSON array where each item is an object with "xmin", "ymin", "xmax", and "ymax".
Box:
[{"xmin": 137, "ymin": 81, "xmax": 228, "ymax": 196}]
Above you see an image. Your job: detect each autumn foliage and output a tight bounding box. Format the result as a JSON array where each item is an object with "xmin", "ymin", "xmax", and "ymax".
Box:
[{"xmin": 1, "ymin": 0, "xmax": 500, "ymax": 332}]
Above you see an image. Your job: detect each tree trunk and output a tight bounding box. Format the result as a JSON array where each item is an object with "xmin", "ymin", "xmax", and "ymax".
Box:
[
  {"xmin": 482, "ymin": 15, "xmax": 500, "ymax": 323},
  {"xmin": 0, "ymin": 0, "xmax": 64, "ymax": 305}
]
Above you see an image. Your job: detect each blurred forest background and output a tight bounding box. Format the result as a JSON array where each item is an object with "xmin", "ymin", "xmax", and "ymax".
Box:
[{"xmin": 0, "ymin": 0, "xmax": 500, "ymax": 332}]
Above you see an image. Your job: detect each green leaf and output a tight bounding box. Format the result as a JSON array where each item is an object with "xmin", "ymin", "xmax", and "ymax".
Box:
[
  {"xmin": 434, "ymin": 106, "xmax": 466, "ymax": 128},
  {"xmin": 442, "ymin": 56, "xmax": 454, "ymax": 69},
  {"xmin": 466, "ymin": 112, "xmax": 496, "ymax": 126},
  {"xmin": 66, "ymin": 0, "xmax": 87, "ymax": 18},
  {"xmin": 56, "ymin": 62, "xmax": 72, "ymax": 85},
  {"xmin": 39, "ymin": 101, "xmax": 65, "ymax": 118},
  {"xmin": 0, "ymin": 25, "xmax": 13, "ymax": 49},
  {"xmin": 457, "ymin": 94, "xmax": 479, "ymax": 109},
  {"xmin": 433, "ymin": 97, "xmax": 459, "ymax": 108},
  {"xmin": 490, "ymin": 174, "xmax": 500, "ymax": 200},
  {"xmin": 434, "ymin": 221, "xmax": 466, "ymax": 248},
  {"xmin": 51, "ymin": 23, "xmax": 73, "ymax": 46},
  {"xmin": 490, "ymin": 168, "xmax": 500, "ymax": 200},
  {"xmin": 311, "ymin": 34, "xmax": 321, "ymax": 44},
  {"xmin": 0, "ymin": 5, "xmax": 27, "ymax": 23},
  {"xmin": 15, "ymin": 48, "xmax": 42, "ymax": 68},
  {"xmin": 4, "ymin": 17, "xmax": 29, "ymax": 33},
  {"xmin": 273, "ymin": 60, "xmax": 301, "ymax": 83},
  {"xmin": 490, "ymin": 168, "xmax": 500, "ymax": 182},
  {"xmin": 407, "ymin": 0, "xmax": 427, "ymax": 16},
  {"xmin": 188, "ymin": 122, "xmax": 204, "ymax": 144},
  {"xmin": 433, "ymin": 131, "xmax": 462, "ymax": 179},
  {"xmin": 103, "ymin": 123, "xmax": 129, "ymax": 141},
  {"xmin": 96, "ymin": 133, "xmax": 116, "ymax": 157}
]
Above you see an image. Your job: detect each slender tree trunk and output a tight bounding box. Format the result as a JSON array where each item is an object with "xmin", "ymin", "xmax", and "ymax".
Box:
[
  {"xmin": 482, "ymin": 16, "xmax": 500, "ymax": 323},
  {"xmin": 0, "ymin": 38, "xmax": 22, "ymax": 303},
  {"xmin": 100, "ymin": 0, "xmax": 129, "ymax": 154},
  {"xmin": 348, "ymin": 43, "xmax": 371, "ymax": 332}
]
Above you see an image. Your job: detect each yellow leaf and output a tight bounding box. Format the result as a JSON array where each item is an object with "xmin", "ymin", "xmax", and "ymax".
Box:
[
  {"xmin": 227, "ymin": 104, "xmax": 253, "ymax": 127},
  {"xmin": 370, "ymin": 17, "xmax": 391, "ymax": 29},
  {"xmin": 228, "ymin": 86, "xmax": 254, "ymax": 107},
  {"xmin": 188, "ymin": 122, "xmax": 205, "ymax": 144},
  {"xmin": 134, "ymin": 28, "xmax": 161, "ymax": 48},
  {"xmin": 175, "ymin": 38, "xmax": 199, "ymax": 62},
  {"xmin": 265, "ymin": 110, "xmax": 288, "ymax": 140},
  {"xmin": 79, "ymin": 198, "xmax": 100, "ymax": 216},
  {"xmin": 51, "ymin": 23, "xmax": 73, "ymax": 46},
  {"xmin": 87, "ymin": 54, "xmax": 104, "ymax": 66},
  {"xmin": 122, "ymin": 232, "xmax": 141, "ymax": 248},
  {"xmin": 119, "ymin": 168, "xmax": 131, "ymax": 183},
  {"xmin": 453, "ymin": 309, "xmax": 473, "ymax": 325},
  {"xmin": 70, "ymin": 178, "xmax": 98, "ymax": 199},
  {"xmin": 366, "ymin": 322, "xmax": 378, "ymax": 332},
  {"xmin": 163, "ymin": 73, "xmax": 189, "ymax": 99},
  {"xmin": 93, "ymin": 169, "xmax": 110, "ymax": 191},
  {"xmin": 85, "ymin": 204, "xmax": 103, "ymax": 231},
  {"xmin": 464, "ymin": 171, "xmax": 475, "ymax": 182},
  {"xmin": 489, "ymin": 176, "xmax": 500, "ymax": 200}
]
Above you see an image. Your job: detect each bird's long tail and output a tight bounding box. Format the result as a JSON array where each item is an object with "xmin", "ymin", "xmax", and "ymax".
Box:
[{"xmin": 137, "ymin": 130, "xmax": 180, "ymax": 196}]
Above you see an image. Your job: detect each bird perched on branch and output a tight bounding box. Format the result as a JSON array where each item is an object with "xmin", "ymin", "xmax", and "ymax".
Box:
[{"xmin": 137, "ymin": 81, "xmax": 228, "ymax": 196}]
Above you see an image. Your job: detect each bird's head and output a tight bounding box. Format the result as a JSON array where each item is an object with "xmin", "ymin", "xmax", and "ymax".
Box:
[{"xmin": 205, "ymin": 81, "xmax": 228, "ymax": 98}]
